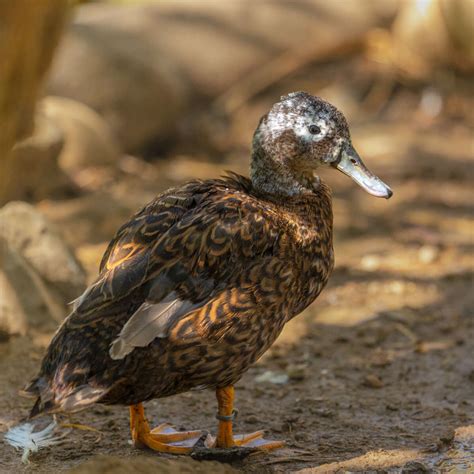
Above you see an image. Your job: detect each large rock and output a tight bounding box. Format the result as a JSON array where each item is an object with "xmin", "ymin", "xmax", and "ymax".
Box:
[
  {"xmin": 47, "ymin": 8, "xmax": 189, "ymax": 154},
  {"xmin": 2, "ymin": 97, "xmax": 120, "ymax": 204},
  {"xmin": 40, "ymin": 96, "xmax": 121, "ymax": 172},
  {"xmin": 0, "ymin": 202, "xmax": 86, "ymax": 307},
  {"xmin": 69, "ymin": 455, "xmax": 237, "ymax": 474},
  {"xmin": 47, "ymin": 1, "xmax": 394, "ymax": 154},
  {"xmin": 0, "ymin": 240, "xmax": 29, "ymax": 336},
  {"xmin": 0, "ymin": 237, "xmax": 64, "ymax": 335},
  {"xmin": 2, "ymin": 113, "xmax": 74, "ymax": 204}
]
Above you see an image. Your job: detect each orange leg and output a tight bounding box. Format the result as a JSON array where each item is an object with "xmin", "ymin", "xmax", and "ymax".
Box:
[
  {"xmin": 215, "ymin": 385, "xmax": 236, "ymax": 447},
  {"xmin": 129, "ymin": 403, "xmax": 201, "ymax": 454},
  {"xmin": 214, "ymin": 386, "xmax": 284, "ymax": 450}
]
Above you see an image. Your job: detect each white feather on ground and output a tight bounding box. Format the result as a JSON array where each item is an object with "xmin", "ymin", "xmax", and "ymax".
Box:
[{"xmin": 4, "ymin": 420, "xmax": 68, "ymax": 463}]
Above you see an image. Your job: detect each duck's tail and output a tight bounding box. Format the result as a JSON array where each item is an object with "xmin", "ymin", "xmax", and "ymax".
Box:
[
  {"xmin": 21, "ymin": 376, "xmax": 109, "ymax": 418},
  {"xmin": 7, "ymin": 376, "xmax": 109, "ymax": 463}
]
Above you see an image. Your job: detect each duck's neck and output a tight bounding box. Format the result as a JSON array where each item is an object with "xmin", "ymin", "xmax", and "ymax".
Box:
[{"xmin": 250, "ymin": 146, "xmax": 309, "ymax": 197}]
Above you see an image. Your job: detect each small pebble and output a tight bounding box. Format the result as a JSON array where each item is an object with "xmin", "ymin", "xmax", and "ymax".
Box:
[
  {"xmin": 254, "ymin": 370, "xmax": 289, "ymax": 385},
  {"xmin": 418, "ymin": 245, "xmax": 439, "ymax": 264},
  {"xmin": 401, "ymin": 460, "xmax": 431, "ymax": 473},
  {"xmin": 294, "ymin": 432, "xmax": 309, "ymax": 442},
  {"xmin": 245, "ymin": 415, "xmax": 261, "ymax": 424},
  {"xmin": 286, "ymin": 364, "xmax": 308, "ymax": 381},
  {"xmin": 363, "ymin": 374, "xmax": 384, "ymax": 389},
  {"xmin": 360, "ymin": 254, "xmax": 381, "ymax": 271},
  {"xmin": 310, "ymin": 407, "xmax": 334, "ymax": 418}
]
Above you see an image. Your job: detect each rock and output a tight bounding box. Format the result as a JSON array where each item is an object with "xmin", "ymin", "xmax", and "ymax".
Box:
[
  {"xmin": 38, "ymin": 192, "xmax": 135, "ymax": 249},
  {"xmin": 363, "ymin": 374, "xmax": 384, "ymax": 389},
  {"xmin": 360, "ymin": 254, "xmax": 381, "ymax": 271},
  {"xmin": 47, "ymin": 1, "xmax": 391, "ymax": 154},
  {"xmin": 401, "ymin": 460, "xmax": 431, "ymax": 473},
  {"xmin": 0, "ymin": 237, "xmax": 63, "ymax": 334},
  {"xmin": 141, "ymin": 0, "xmax": 393, "ymax": 95},
  {"xmin": 47, "ymin": 6, "xmax": 189, "ymax": 154},
  {"xmin": 0, "ymin": 240, "xmax": 28, "ymax": 336},
  {"xmin": 0, "ymin": 202, "xmax": 86, "ymax": 305},
  {"xmin": 2, "ymin": 114, "xmax": 74, "ymax": 204},
  {"xmin": 286, "ymin": 363, "xmax": 309, "ymax": 381},
  {"xmin": 418, "ymin": 245, "xmax": 439, "ymax": 264},
  {"xmin": 69, "ymin": 454, "xmax": 237, "ymax": 474},
  {"xmin": 255, "ymin": 370, "xmax": 289, "ymax": 385},
  {"xmin": 245, "ymin": 415, "xmax": 261, "ymax": 425},
  {"xmin": 39, "ymin": 96, "xmax": 121, "ymax": 172}
]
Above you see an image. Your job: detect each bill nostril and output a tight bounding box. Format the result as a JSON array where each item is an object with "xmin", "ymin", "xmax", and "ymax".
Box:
[{"xmin": 350, "ymin": 158, "xmax": 357, "ymax": 165}]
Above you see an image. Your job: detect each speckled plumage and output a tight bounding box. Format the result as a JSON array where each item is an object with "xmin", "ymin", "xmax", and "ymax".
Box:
[
  {"xmin": 24, "ymin": 92, "xmax": 390, "ymax": 419},
  {"xmin": 26, "ymin": 173, "xmax": 333, "ymax": 413}
]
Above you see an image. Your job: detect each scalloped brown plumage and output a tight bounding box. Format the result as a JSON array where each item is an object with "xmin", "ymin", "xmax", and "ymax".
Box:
[
  {"xmin": 26, "ymin": 172, "xmax": 333, "ymax": 412},
  {"xmin": 23, "ymin": 92, "xmax": 391, "ymax": 455}
]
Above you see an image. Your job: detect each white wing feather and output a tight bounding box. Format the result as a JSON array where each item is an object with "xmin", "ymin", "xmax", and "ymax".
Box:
[
  {"xmin": 109, "ymin": 292, "xmax": 197, "ymax": 360},
  {"xmin": 4, "ymin": 420, "xmax": 68, "ymax": 463}
]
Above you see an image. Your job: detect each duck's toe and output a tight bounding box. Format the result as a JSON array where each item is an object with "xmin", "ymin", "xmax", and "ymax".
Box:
[
  {"xmin": 134, "ymin": 423, "xmax": 203, "ymax": 454},
  {"xmin": 135, "ymin": 430, "xmax": 199, "ymax": 454},
  {"xmin": 233, "ymin": 430, "xmax": 284, "ymax": 450},
  {"xmin": 149, "ymin": 423, "xmax": 202, "ymax": 442}
]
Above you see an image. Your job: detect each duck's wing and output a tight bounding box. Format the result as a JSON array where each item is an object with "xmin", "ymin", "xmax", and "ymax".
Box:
[
  {"xmin": 107, "ymin": 195, "xmax": 285, "ymax": 359},
  {"xmin": 68, "ymin": 180, "xmax": 283, "ymax": 346},
  {"xmin": 70, "ymin": 182, "xmax": 205, "ymax": 316}
]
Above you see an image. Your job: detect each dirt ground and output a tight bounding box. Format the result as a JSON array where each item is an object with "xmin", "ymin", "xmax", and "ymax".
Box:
[{"xmin": 1, "ymin": 99, "xmax": 473, "ymax": 473}]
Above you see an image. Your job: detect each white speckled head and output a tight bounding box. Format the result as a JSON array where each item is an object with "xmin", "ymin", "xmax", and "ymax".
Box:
[
  {"xmin": 251, "ymin": 92, "xmax": 393, "ymax": 199},
  {"xmin": 266, "ymin": 93, "xmax": 346, "ymax": 142},
  {"xmin": 254, "ymin": 92, "xmax": 351, "ymax": 169}
]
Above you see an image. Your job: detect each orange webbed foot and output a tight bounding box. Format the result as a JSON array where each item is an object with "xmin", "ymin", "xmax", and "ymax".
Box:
[
  {"xmin": 129, "ymin": 404, "xmax": 202, "ymax": 454},
  {"xmin": 196, "ymin": 385, "xmax": 285, "ymax": 459},
  {"xmin": 129, "ymin": 388, "xmax": 284, "ymax": 458}
]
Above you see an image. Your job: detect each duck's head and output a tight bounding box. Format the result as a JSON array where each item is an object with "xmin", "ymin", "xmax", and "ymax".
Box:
[{"xmin": 251, "ymin": 91, "xmax": 392, "ymax": 199}]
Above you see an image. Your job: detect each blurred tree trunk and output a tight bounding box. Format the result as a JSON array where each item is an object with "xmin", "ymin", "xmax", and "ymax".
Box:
[{"xmin": 0, "ymin": 0, "xmax": 69, "ymax": 204}]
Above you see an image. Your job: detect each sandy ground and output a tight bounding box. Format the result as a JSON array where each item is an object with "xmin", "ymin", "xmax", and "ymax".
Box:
[{"xmin": 1, "ymin": 113, "xmax": 473, "ymax": 473}]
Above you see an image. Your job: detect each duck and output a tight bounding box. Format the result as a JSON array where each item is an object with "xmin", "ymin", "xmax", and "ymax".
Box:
[{"xmin": 21, "ymin": 92, "xmax": 392, "ymax": 455}]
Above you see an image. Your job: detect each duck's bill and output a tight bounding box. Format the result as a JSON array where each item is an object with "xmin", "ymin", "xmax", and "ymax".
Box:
[{"xmin": 334, "ymin": 144, "xmax": 393, "ymax": 199}]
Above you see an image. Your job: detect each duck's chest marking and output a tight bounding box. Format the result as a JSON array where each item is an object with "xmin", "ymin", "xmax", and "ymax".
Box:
[{"xmin": 275, "ymin": 206, "xmax": 334, "ymax": 317}]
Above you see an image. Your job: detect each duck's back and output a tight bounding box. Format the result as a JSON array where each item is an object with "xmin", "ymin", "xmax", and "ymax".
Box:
[{"xmin": 25, "ymin": 174, "xmax": 334, "ymax": 415}]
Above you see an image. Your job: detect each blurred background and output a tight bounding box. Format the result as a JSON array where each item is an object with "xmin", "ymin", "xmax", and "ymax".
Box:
[{"xmin": 1, "ymin": 1, "xmax": 473, "ymax": 472}]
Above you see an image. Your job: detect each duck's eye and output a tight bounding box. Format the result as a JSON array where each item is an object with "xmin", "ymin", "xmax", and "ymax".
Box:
[{"xmin": 308, "ymin": 125, "xmax": 321, "ymax": 135}]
